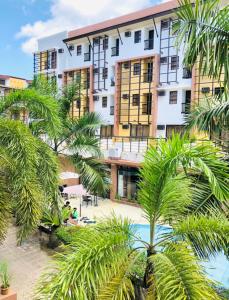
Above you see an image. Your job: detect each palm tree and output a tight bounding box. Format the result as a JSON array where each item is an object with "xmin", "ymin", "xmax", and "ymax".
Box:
[
  {"xmin": 0, "ymin": 119, "xmax": 59, "ymax": 243},
  {"xmin": 36, "ymin": 135, "xmax": 229, "ymax": 299},
  {"xmin": 175, "ymin": 0, "xmax": 229, "ymax": 142}
]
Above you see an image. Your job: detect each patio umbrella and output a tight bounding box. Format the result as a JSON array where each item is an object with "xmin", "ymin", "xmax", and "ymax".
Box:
[
  {"xmin": 63, "ymin": 184, "xmax": 87, "ymax": 197},
  {"xmin": 60, "ymin": 172, "xmax": 80, "ymax": 180}
]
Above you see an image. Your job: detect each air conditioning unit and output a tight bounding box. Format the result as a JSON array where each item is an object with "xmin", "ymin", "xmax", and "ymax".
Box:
[
  {"xmin": 122, "ymin": 124, "xmax": 129, "ymax": 129},
  {"xmin": 160, "ymin": 57, "xmax": 168, "ymax": 64},
  {"xmin": 157, "ymin": 125, "xmax": 165, "ymax": 130},
  {"xmin": 58, "ymin": 48, "xmax": 64, "ymax": 53},
  {"xmin": 93, "ymin": 95, "xmax": 99, "ymax": 101},
  {"xmin": 123, "ymin": 62, "xmax": 130, "ymax": 69},
  {"xmin": 158, "ymin": 90, "xmax": 165, "ymax": 96},
  {"xmin": 69, "ymin": 45, "xmax": 74, "ymax": 51},
  {"xmin": 125, "ymin": 31, "xmax": 131, "ymax": 37},
  {"xmin": 122, "ymin": 94, "xmax": 129, "ymax": 99},
  {"xmin": 58, "ymin": 74, "xmax": 63, "ymax": 79},
  {"xmin": 201, "ymin": 87, "xmax": 210, "ymax": 94}
]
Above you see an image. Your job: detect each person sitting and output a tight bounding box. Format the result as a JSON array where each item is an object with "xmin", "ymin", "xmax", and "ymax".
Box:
[{"xmin": 71, "ymin": 208, "xmax": 78, "ymax": 220}]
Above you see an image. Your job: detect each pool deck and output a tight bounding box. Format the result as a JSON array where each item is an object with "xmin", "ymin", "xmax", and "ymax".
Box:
[{"xmin": 0, "ymin": 199, "xmax": 146, "ymax": 299}]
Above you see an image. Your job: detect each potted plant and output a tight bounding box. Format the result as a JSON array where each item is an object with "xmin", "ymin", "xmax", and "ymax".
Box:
[{"xmin": 0, "ymin": 262, "xmax": 10, "ymax": 295}]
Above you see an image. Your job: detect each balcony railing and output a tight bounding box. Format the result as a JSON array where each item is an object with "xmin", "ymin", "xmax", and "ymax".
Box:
[
  {"xmin": 144, "ymin": 39, "xmax": 154, "ymax": 50},
  {"xmin": 84, "ymin": 52, "xmax": 91, "ymax": 61},
  {"xmin": 111, "ymin": 47, "xmax": 119, "ymax": 57},
  {"xmin": 181, "ymin": 103, "xmax": 190, "ymax": 114},
  {"xmin": 143, "ymin": 72, "xmax": 153, "ymax": 83}
]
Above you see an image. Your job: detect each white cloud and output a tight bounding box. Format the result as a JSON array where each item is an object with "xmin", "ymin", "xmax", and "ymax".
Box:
[{"xmin": 17, "ymin": 0, "xmax": 151, "ymax": 55}]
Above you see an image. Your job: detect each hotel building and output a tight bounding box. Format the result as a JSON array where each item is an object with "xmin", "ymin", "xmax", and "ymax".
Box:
[
  {"xmin": 34, "ymin": 0, "xmax": 224, "ymax": 201},
  {"xmin": 0, "ymin": 75, "xmax": 30, "ymax": 97}
]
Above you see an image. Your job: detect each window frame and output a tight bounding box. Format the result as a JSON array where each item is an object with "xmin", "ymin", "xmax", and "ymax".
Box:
[
  {"xmin": 102, "ymin": 96, "xmax": 108, "ymax": 108},
  {"xmin": 171, "ymin": 55, "xmax": 179, "ymax": 70},
  {"xmin": 77, "ymin": 45, "xmax": 82, "ymax": 56},
  {"xmin": 133, "ymin": 63, "xmax": 141, "ymax": 76},
  {"xmin": 169, "ymin": 91, "xmax": 178, "ymax": 104},
  {"xmin": 102, "ymin": 68, "xmax": 108, "ymax": 79},
  {"xmin": 132, "ymin": 94, "xmax": 140, "ymax": 106},
  {"xmin": 134, "ymin": 30, "xmax": 141, "ymax": 43}
]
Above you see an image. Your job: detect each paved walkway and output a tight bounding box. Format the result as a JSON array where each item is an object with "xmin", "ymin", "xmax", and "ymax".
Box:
[
  {"xmin": 0, "ymin": 200, "xmax": 146, "ymax": 299},
  {"xmin": 0, "ymin": 225, "xmax": 54, "ymax": 300}
]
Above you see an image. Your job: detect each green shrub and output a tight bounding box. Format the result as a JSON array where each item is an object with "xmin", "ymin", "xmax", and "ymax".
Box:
[{"xmin": 55, "ymin": 226, "xmax": 82, "ymax": 244}]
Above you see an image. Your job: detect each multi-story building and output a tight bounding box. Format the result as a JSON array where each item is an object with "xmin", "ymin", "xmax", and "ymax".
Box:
[
  {"xmin": 34, "ymin": 0, "xmax": 224, "ymax": 201},
  {"xmin": 0, "ymin": 74, "xmax": 30, "ymax": 97}
]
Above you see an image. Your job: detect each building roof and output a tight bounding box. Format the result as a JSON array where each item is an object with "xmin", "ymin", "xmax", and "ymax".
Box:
[
  {"xmin": 0, "ymin": 74, "xmax": 28, "ymax": 81},
  {"xmin": 65, "ymin": 0, "xmax": 178, "ymax": 42}
]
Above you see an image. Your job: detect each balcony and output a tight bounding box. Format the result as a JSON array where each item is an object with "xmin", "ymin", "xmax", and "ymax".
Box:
[
  {"xmin": 181, "ymin": 102, "xmax": 190, "ymax": 114},
  {"xmin": 144, "ymin": 39, "xmax": 154, "ymax": 50},
  {"xmin": 84, "ymin": 53, "xmax": 91, "ymax": 61},
  {"xmin": 143, "ymin": 72, "xmax": 153, "ymax": 83},
  {"xmin": 182, "ymin": 68, "xmax": 192, "ymax": 79},
  {"xmin": 111, "ymin": 47, "xmax": 119, "ymax": 57}
]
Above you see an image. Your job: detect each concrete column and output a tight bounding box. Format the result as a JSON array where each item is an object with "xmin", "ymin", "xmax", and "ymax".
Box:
[
  {"xmin": 110, "ymin": 164, "xmax": 118, "ymax": 201},
  {"xmin": 150, "ymin": 54, "xmax": 160, "ymax": 137},
  {"xmin": 89, "ymin": 65, "xmax": 94, "ymax": 112},
  {"xmin": 114, "ymin": 62, "xmax": 121, "ymax": 136}
]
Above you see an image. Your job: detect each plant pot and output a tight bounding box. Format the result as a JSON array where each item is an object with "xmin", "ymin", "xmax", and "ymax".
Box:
[{"xmin": 1, "ymin": 286, "xmax": 9, "ymax": 295}]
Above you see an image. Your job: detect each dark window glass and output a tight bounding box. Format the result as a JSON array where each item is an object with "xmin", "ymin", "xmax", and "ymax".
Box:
[
  {"xmin": 76, "ymin": 99, "xmax": 81, "ymax": 108},
  {"xmin": 0, "ymin": 79, "xmax": 6, "ymax": 85},
  {"xmin": 77, "ymin": 45, "xmax": 82, "ymax": 56},
  {"xmin": 102, "ymin": 68, "xmax": 108, "ymax": 79},
  {"xmin": 51, "ymin": 51, "xmax": 57, "ymax": 69},
  {"xmin": 130, "ymin": 125, "xmax": 149, "ymax": 137},
  {"xmin": 134, "ymin": 31, "xmax": 141, "ymax": 43},
  {"xmin": 161, "ymin": 20, "xmax": 169, "ymax": 29},
  {"xmin": 132, "ymin": 94, "xmax": 140, "ymax": 106},
  {"xmin": 215, "ymin": 87, "xmax": 224, "ymax": 97},
  {"xmin": 133, "ymin": 63, "xmax": 141, "ymax": 75},
  {"xmin": 102, "ymin": 96, "xmax": 108, "ymax": 107},
  {"xmin": 103, "ymin": 38, "xmax": 109, "ymax": 50},
  {"xmin": 169, "ymin": 91, "xmax": 178, "ymax": 104},
  {"xmin": 160, "ymin": 57, "xmax": 168, "ymax": 64},
  {"xmin": 171, "ymin": 56, "xmax": 179, "ymax": 70},
  {"xmin": 100, "ymin": 125, "xmax": 113, "ymax": 137}
]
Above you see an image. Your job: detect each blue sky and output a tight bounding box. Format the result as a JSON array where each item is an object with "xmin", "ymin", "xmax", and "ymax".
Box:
[{"xmin": 0, "ymin": 0, "xmax": 158, "ymax": 80}]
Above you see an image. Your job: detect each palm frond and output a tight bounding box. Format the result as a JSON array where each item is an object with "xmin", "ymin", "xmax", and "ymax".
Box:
[
  {"xmin": 149, "ymin": 243, "xmax": 220, "ymax": 300},
  {"xmin": 175, "ymin": 0, "xmax": 229, "ymax": 88},
  {"xmin": 71, "ymin": 154, "xmax": 109, "ymax": 195},
  {"xmin": 173, "ymin": 214, "xmax": 229, "ymax": 259},
  {"xmin": 69, "ymin": 134, "xmax": 101, "ymax": 157},
  {"xmin": 36, "ymin": 217, "xmax": 133, "ymax": 300}
]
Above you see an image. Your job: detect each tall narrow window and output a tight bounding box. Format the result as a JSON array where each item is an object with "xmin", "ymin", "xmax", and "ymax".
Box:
[
  {"xmin": 102, "ymin": 68, "xmax": 108, "ymax": 79},
  {"xmin": 133, "ymin": 63, "xmax": 141, "ymax": 75},
  {"xmin": 132, "ymin": 94, "xmax": 140, "ymax": 106},
  {"xmin": 171, "ymin": 56, "xmax": 179, "ymax": 70},
  {"xmin": 134, "ymin": 31, "xmax": 141, "ymax": 43},
  {"xmin": 77, "ymin": 45, "xmax": 82, "ymax": 56},
  {"xmin": 103, "ymin": 37, "xmax": 109, "ymax": 50},
  {"xmin": 102, "ymin": 96, "xmax": 108, "ymax": 108},
  {"xmin": 169, "ymin": 91, "xmax": 178, "ymax": 104}
]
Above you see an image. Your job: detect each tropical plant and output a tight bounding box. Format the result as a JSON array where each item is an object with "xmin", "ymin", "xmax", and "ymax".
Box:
[
  {"xmin": 0, "ymin": 118, "xmax": 59, "ymax": 243},
  {"xmin": 0, "ymin": 262, "xmax": 10, "ymax": 289},
  {"xmin": 175, "ymin": 0, "xmax": 229, "ymax": 142},
  {"xmin": 36, "ymin": 136, "xmax": 229, "ymax": 299}
]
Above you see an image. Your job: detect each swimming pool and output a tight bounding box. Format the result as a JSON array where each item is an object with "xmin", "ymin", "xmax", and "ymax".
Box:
[{"xmin": 134, "ymin": 224, "xmax": 229, "ymax": 288}]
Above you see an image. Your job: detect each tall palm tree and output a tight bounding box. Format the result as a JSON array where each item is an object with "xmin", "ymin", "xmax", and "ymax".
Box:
[
  {"xmin": 36, "ymin": 135, "xmax": 229, "ymax": 299},
  {"xmin": 0, "ymin": 119, "xmax": 59, "ymax": 243},
  {"xmin": 175, "ymin": 0, "xmax": 229, "ymax": 142}
]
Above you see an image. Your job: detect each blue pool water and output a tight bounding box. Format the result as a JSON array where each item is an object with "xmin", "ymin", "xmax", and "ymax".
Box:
[{"xmin": 134, "ymin": 224, "xmax": 229, "ymax": 288}]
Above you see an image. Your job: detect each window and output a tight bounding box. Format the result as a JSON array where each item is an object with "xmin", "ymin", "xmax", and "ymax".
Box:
[
  {"xmin": 160, "ymin": 57, "xmax": 168, "ymax": 64},
  {"xmin": 171, "ymin": 56, "xmax": 179, "ymax": 70},
  {"xmin": 215, "ymin": 87, "xmax": 224, "ymax": 96},
  {"xmin": 130, "ymin": 125, "xmax": 149, "ymax": 137},
  {"xmin": 51, "ymin": 51, "xmax": 57, "ymax": 69},
  {"xmin": 110, "ymin": 106, "xmax": 114, "ymax": 115},
  {"xmin": 169, "ymin": 91, "xmax": 178, "ymax": 104},
  {"xmin": 102, "ymin": 68, "xmax": 108, "ymax": 79},
  {"xmin": 134, "ymin": 31, "xmax": 141, "ymax": 43},
  {"xmin": 0, "ymin": 79, "xmax": 5, "ymax": 86},
  {"xmin": 142, "ymin": 93, "xmax": 152, "ymax": 115},
  {"xmin": 132, "ymin": 94, "xmax": 140, "ymax": 106},
  {"xmin": 123, "ymin": 62, "xmax": 130, "ymax": 69},
  {"xmin": 166, "ymin": 125, "xmax": 185, "ymax": 138},
  {"xmin": 103, "ymin": 38, "xmax": 108, "ymax": 50},
  {"xmin": 77, "ymin": 45, "xmax": 82, "ymax": 56},
  {"xmin": 100, "ymin": 125, "xmax": 114, "ymax": 137},
  {"xmin": 76, "ymin": 99, "xmax": 81, "ymax": 108},
  {"xmin": 161, "ymin": 20, "xmax": 169, "ymax": 29},
  {"xmin": 102, "ymin": 96, "xmax": 107, "ymax": 108},
  {"xmin": 133, "ymin": 63, "xmax": 141, "ymax": 75}
]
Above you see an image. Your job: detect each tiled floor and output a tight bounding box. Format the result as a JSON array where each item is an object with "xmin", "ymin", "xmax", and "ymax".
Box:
[
  {"xmin": 0, "ymin": 200, "xmax": 146, "ymax": 299},
  {"xmin": 0, "ymin": 225, "xmax": 54, "ymax": 300}
]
